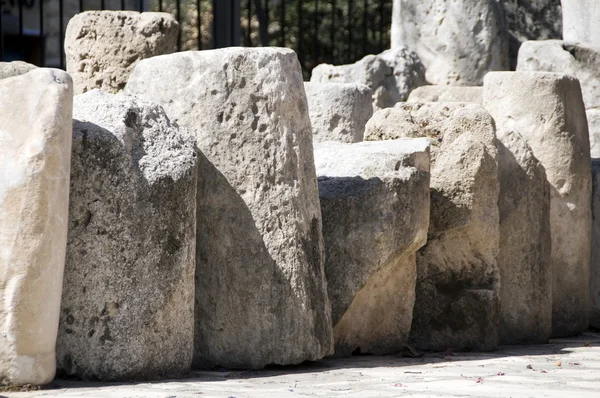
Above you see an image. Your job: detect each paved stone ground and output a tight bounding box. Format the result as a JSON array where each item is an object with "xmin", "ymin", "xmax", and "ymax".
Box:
[{"xmin": 5, "ymin": 333, "xmax": 600, "ymax": 397}]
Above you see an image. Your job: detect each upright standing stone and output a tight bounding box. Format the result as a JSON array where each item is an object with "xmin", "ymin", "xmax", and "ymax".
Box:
[
  {"xmin": 365, "ymin": 103, "xmax": 501, "ymax": 351},
  {"xmin": 56, "ymin": 90, "xmax": 197, "ymax": 380},
  {"xmin": 304, "ymin": 82, "xmax": 372, "ymax": 143},
  {"xmin": 310, "ymin": 47, "xmax": 426, "ymax": 110},
  {"xmin": 0, "ymin": 69, "xmax": 72, "ymax": 386},
  {"xmin": 561, "ymin": 0, "xmax": 600, "ymax": 44},
  {"xmin": 315, "ymin": 139, "xmax": 430, "ymax": 356},
  {"xmin": 484, "ymin": 72, "xmax": 591, "ymax": 337},
  {"xmin": 65, "ymin": 11, "xmax": 178, "ymax": 95},
  {"xmin": 484, "ymin": 85, "xmax": 553, "ymax": 344},
  {"xmin": 0, "ymin": 61, "xmax": 37, "ymax": 80},
  {"xmin": 407, "ymin": 86, "xmax": 483, "ymax": 105},
  {"xmin": 391, "ymin": 0, "xmax": 508, "ymax": 85},
  {"xmin": 126, "ymin": 48, "xmax": 334, "ymax": 369},
  {"xmin": 517, "ymin": 40, "xmax": 600, "ymax": 157}
]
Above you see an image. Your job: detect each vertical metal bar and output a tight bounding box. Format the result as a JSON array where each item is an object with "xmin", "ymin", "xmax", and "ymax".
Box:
[
  {"xmin": 330, "ymin": 0, "xmax": 335, "ymax": 63},
  {"xmin": 138, "ymin": 0, "xmax": 143, "ymax": 12},
  {"xmin": 19, "ymin": 0, "xmax": 24, "ymax": 60},
  {"xmin": 60, "ymin": 0, "xmax": 65, "ymax": 68},
  {"xmin": 176, "ymin": 0, "xmax": 181, "ymax": 50},
  {"xmin": 79, "ymin": 0, "xmax": 84, "ymax": 12},
  {"xmin": 297, "ymin": 0, "xmax": 303, "ymax": 68},
  {"xmin": 101, "ymin": 0, "xmax": 105, "ymax": 11},
  {"xmin": 197, "ymin": 0, "xmax": 202, "ymax": 49},
  {"xmin": 121, "ymin": 0, "xmax": 125, "ymax": 10},
  {"xmin": 40, "ymin": 0, "xmax": 45, "ymax": 65},
  {"xmin": 159, "ymin": 0, "xmax": 163, "ymax": 12},
  {"xmin": 0, "ymin": 4, "xmax": 4, "ymax": 62},
  {"xmin": 280, "ymin": 0, "xmax": 285, "ymax": 46}
]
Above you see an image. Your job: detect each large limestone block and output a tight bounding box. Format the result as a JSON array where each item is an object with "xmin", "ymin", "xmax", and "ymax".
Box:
[
  {"xmin": 366, "ymin": 102, "xmax": 501, "ymax": 351},
  {"xmin": 591, "ymin": 160, "xmax": 600, "ymax": 329},
  {"xmin": 517, "ymin": 41, "xmax": 600, "ymax": 157},
  {"xmin": 407, "ymin": 86, "xmax": 483, "ymax": 105},
  {"xmin": 310, "ymin": 47, "xmax": 426, "ymax": 110},
  {"xmin": 484, "ymin": 72, "xmax": 591, "ymax": 337},
  {"xmin": 304, "ymin": 82, "xmax": 372, "ymax": 143},
  {"xmin": 315, "ymin": 139, "xmax": 430, "ymax": 356},
  {"xmin": 56, "ymin": 90, "xmax": 197, "ymax": 380},
  {"xmin": 0, "ymin": 69, "xmax": 73, "ymax": 386},
  {"xmin": 503, "ymin": 0, "xmax": 562, "ymax": 68},
  {"xmin": 126, "ymin": 47, "xmax": 334, "ymax": 369},
  {"xmin": 484, "ymin": 88, "xmax": 553, "ymax": 343},
  {"xmin": 0, "ymin": 61, "xmax": 37, "ymax": 80},
  {"xmin": 65, "ymin": 11, "xmax": 178, "ymax": 95},
  {"xmin": 391, "ymin": 0, "xmax": 508, "ymax": 86},
  {"xmin": 561, "ymin": 0, "xmax": 600, "ymax": 44}
]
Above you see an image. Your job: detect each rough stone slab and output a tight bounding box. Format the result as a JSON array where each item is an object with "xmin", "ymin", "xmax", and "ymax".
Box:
[
  {"xmin": 503, "ymin": 0, "xmax": 562, "ymax": 68},
  {"xmin": 517, "ymin": 40, "xmax": 600, "ymax": 157},
  {"xmin": 0, "ymin": 61, "xmax": 37, "ymax": 80},
  {"xmin": 55, "ymin": 90, "xmax": 197, "ymax": 380},
  {"xmin": 366, "ymin": 102, "xmax": 500, "ymax": 351},
  {"xmin": 126, "ymin": 47, "xmax": 334, "ymax": 369},
  {"xmin": 304, "ymin": 82, "xmax": 372, "ymax": 143},
  {"xmin": 484, "ymin": 71, "xmax": 591, "ymax": 337},
  {"xmin": 592, "ymin": 160, "xmax": 600, "ymax": 329},
  {"xmin": 407, "ymin": 86, "xmax": 483, "ymax": 105},
  {"xmin": 310, "ymin": 47, "xmax": 426, "ymax": 110},
  {"xmin": 562, "ymin": 0, "xmax": 600, "ymax": 44},
  {"xmin": 484, "ymin": 88, "xmax": 553, "ymax": 344},
  {"xmin": 0, "ymin": 68, "xmax": 73, "ymax": 386},
  {"xmin": 391, "ymin": 0, "xmax": 508, "ymax": 85},
  {"xmin": 65, "ymin": 11, "xmax": 178, "ymax": 95},
  {"xmin": 315, "ymin": 138, "xmax": 430, "ymax": 356}
]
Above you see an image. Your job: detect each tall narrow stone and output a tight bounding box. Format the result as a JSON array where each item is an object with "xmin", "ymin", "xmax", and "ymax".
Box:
[
  {"xmin": 0, "ymin": 68, "xmax": 73, "ymax": 386},
  {"xmin": 561, "ymin": 0, "xmax": 600, "ymax": 44},
  {"xmin": 365, "ymin": 103, "xmax": 501, "ymax": 351},
  {"xmin": 56, "ymin": 90, "xmax": 197, "ymax": 380},
  {"xmin": 391, "ymin": 0, "xmax": 508, "ymax": 85},
  {"xmin": 315, "ymin": 139, "xmax": 430, "ymax": 356},
  {"xmin": 484, "ymin": 83, "xmax": 553, "ymax": 344},
  {"xmin": 126, "ymin": 48, "xmax": 334, "ymax": 369},
  {"xmin": 484, "ymin": 72, "xmax": 591, "ymax": 337},
  {"xmin": 65, "ymin": 11, "xmax": 178, "ymax": 95}
]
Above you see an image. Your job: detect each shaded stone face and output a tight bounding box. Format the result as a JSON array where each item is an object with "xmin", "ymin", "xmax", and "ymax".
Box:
[
  {"xmin": 304, "ymin": 82, "xmax": 372, "ymax": 143},
  {"xmin": 391, "ymin": 0, "xmax": 508, "ymax": 86},
  {"xmin": 366, "ymin": 102, "xmax": 501, "ymax": 352},
  {"xmin": 407, "ymin": 86, "xmax": 483, "ymax": 105},
  {"xmin": 315, "ymin": 139, "xmax": 430, "ymax": 357},
  {"xmin": 484, "ymin": 71, "xmax": 591, "ymax": 338},
  {"xmin": 126, "ymin": 47, "xmax": 333, "ymax": 370},
  {"xmin": 56, "ymin": 90, "xmax": 197, "ymax": 381},
  {"xmin": 483, "ymin": 81, "xmax": 553, "ymax": 344},
  {"xmin": 310, "ymin": 47, "xmax": 426, "ymax": 110},
  {"xmin": 517, "ymin": 40, "xmax": 600, "ymax": 157},
  {"xmin": 561, "ymin": 0, "xmax": 600, "ymax": 45},
  {"xmin": 65, "ymin": 11, "xmax": 178, "ymax": 95},
  {"xmin": 0, "ymin": 68, "xmax": 73, "ymax": 386}
]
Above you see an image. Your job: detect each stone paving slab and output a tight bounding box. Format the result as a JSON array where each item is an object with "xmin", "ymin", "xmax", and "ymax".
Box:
[{"xmin": 5, "ymin": 333, "xmax": 600, "ymax": 397}]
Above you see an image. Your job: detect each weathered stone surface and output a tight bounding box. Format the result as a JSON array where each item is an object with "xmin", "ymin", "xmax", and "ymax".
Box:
[
  {"xmin": 484, "ymin": 72, "xmax": 591, "ymax": 337},
  {"xmin": 56, "ymin": 90, "xmax": 197, "ymax": 380},
  {"xmin": 483, "ymin": 88, "xmax": 553, "ymax": 344},
  {"xmin": 591, "ymin": 160, "xmax": 600, "ymax": 329},
  {"xmin": 0, "ymin": 61, "xmax": 37, "ymax": 80},
  {"xmin": 366, "ymin": 102, "xmax": 500, "ymax": 351},
  {"xmin": 126, "ymin": 47, "xmax": 334, "ymax": 369},
  {"xmin": 304, "ymin": 82, "xmax": 372, "ymax": 143},
  {"xmin": 503, "ymin": 0, "xmax": 562, "ymax": 68},
  {"xmin": 65, "ymin": 11, "xmax": 178, "ymax": 95},
  {"xmin": 391, "ymin": 0, "xmax": 508, "ymax": 86},
  {"xmin": 561, "ymin": 0, "xmax": 600, "ymax": 44},
  {"xmin": 408, "ymin": 86, "xmax": 483, "ymax": 105},
  {"xmin": 0, "ymin": 69, "xmax": 73, "ymax": 386},
  {"xmin": 517, "ymin": 41, "xmax": 600, "ymax": 157},
  {"xmin": 315, "ymin": 139, "xmax": 430, "ymax": 356},
  {"xmin": 310, "ymin": 47, "xmax": 426, "ymax": 110}
]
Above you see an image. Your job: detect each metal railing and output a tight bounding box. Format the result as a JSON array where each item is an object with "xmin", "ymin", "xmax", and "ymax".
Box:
[{"xmin": 0, "ymin": 0, "xmax": 392, "ymax": 75}]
